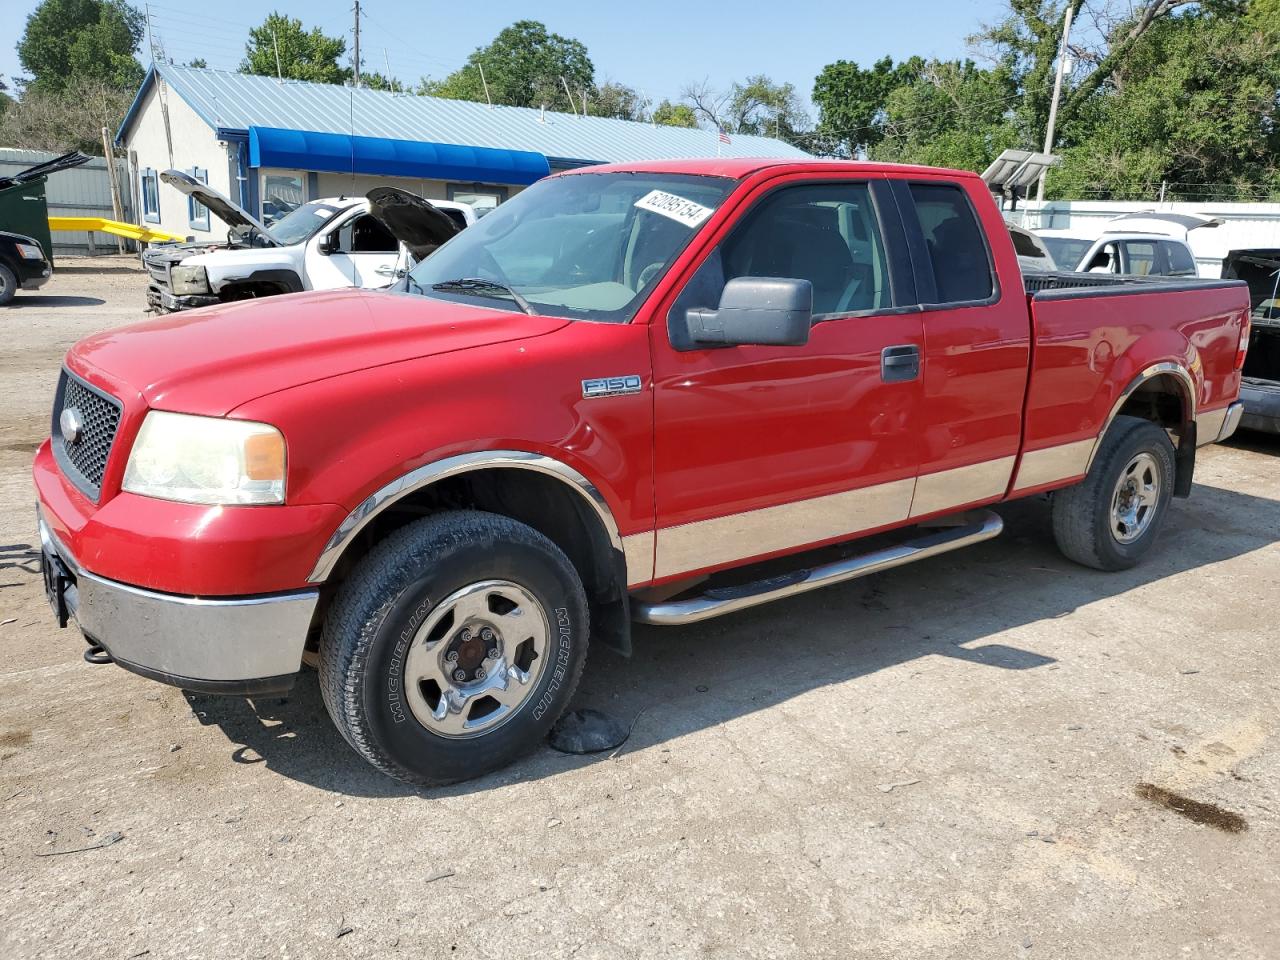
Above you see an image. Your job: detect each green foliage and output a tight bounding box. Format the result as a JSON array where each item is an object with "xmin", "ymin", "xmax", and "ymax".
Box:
[
  {"xmin": 652, "ymin": 100, "xmax": 697, "ymax": 128},
  {"xmin": 423, "ymin": 20, "xmax": 594, "ymax": 112},
  {"xmin": 0, "ymin": 76, "xmax": 134, "ymax": 153},
  {"xmin": 17, "ymin": 0, "xmax": 145, "ymax": 93},
  {"xmin": 240, "ymin": 12, "xmax": 349, "ymax": 85},
  {"xmin": 360, "ymin": 72, "xmax": 401, "ymax": 93},
  {"xmin": 587, "ymin": 81, "xmax": 648, "ymax": 121},
  {"xmin": 683, "ymin": 75, "xmax": 810, "ymax": 144},
  {"xmin": 1051, "ymin": 8, "xmax": 1280, "ymax": 199},
  {"xmin": 812, "ymin": 55, "xmax": 922, "ymax": 156},
  {"xmin": 185, "ymin": 58, "xmax": 208, "ymax": 69}
]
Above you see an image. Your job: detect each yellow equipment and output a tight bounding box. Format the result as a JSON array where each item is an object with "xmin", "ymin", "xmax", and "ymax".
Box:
[{"xmin": 48, "ymin": 216, "xmax": 185, "ymax": 244}]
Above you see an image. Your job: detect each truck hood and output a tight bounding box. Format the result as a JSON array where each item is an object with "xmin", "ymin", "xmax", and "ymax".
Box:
[
  {"xmin": 161, "ymin": 169, "xmax": 278, "ymax": 244},
  {"xmin": 67, "ymin": 289, "xmax": 569, "ymax": 416},
  {"xmin": 366, "ymin": 187, "xmax": 463, "ymax": 261}
]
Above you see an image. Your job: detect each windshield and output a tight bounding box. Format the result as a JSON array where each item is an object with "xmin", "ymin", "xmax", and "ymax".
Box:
[
  {"xmin": 407, "ymin": 172, "xmax": 734, "ymax": 322},
  {"xmin": 1040, "ymin": 236, "xmax": 1092, "ymax": 270},
  {"xmin": 266, "ymin": 201, "xmax": 345, "ymax": 246}
]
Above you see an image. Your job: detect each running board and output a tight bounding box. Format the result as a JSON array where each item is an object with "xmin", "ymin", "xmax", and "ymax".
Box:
[{"xmin": 632, "ymin": 510, "xmax": 1003, "ymax": 626}]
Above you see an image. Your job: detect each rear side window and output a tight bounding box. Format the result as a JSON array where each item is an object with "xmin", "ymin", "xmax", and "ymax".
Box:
[
  {"xmin": 908, "ymin": 183, "xmax": 994, "ymax": 303},
  {"xmin": 1121, "ymin": 240, "xmax": 1157, "ymax": 276},
  {"xmin": 1163, "ymin": 241, "xmax": 1196, "ymax": 276}
]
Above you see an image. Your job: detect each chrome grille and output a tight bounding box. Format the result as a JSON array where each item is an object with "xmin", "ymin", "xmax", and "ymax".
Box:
[
  {"xmin": 145, "ymin": 258, "xmax": 171, "ymax": 291},
  {"xmin": 52, "ymin": 370, "xmax": 123, "ymax": 502}
]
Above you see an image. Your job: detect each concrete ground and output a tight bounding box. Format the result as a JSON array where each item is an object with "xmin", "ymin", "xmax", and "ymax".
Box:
[{"xmin": 1, "ymin": 258, "xmax": 1278, "ymax": 959}]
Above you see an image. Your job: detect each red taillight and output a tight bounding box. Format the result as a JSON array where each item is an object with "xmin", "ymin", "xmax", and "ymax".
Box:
[{"xmin": 1236, "ymin": 312, "xmax": 1250, "ymax": 371}]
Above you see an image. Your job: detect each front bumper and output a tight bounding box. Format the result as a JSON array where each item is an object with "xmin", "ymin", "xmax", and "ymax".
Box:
[
  {"xmin": 146, "ymin": 285, "xmax": 219, "ymax": 312},
  {"xmin": 1240, "ymin": 380, "xmax": 1280, "ymax": 434},
  {"xmin": 20, "ymin": 265, "xmax": 51, "ymax": 290},
  {"xmin": 38, "ymin": 513, "xmax": 318, "ymax": 695}
]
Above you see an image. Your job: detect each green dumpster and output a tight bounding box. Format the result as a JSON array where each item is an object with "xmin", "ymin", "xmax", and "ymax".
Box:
[{"xmin": 0, "ymin": 175, "xmax": 54, "ymax": 266}]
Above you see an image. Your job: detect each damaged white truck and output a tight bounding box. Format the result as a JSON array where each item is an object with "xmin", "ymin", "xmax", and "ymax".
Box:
[{"xmin": 143, "ymin": 170, "xmax": 475, "ymax": 313}]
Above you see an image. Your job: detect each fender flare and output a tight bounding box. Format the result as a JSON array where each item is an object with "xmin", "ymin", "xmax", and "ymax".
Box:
[{"xmin": 306, "ymin": 450, "xmax": 626, "ymax": 583}]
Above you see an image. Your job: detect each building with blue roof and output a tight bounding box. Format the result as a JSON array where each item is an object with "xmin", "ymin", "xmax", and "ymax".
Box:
[{"xmin": 116, "ymin": 63, "xmax": 807, "ymax": 239}]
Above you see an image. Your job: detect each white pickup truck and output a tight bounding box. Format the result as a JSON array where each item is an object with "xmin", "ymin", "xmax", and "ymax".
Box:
[
  {"xmin": 1036, "ymin": 212, "xmax": 1217, "ymax": 278},
  {"xmin": 143, "ymin": 171, "xmax": 475, "ymax": 313}
]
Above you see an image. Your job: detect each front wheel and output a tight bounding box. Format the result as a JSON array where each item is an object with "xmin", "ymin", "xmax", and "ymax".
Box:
[
  {"xmin": 0, "ymin": 263, "xmax": 17, "ymax": 306},
  {"xmin": 319, "ymin": 510, "xmax": 589, "ymax": 786},
  {"xmin": 1051, "ymin": 415, "xmax": 1176, "ymax": 571}
]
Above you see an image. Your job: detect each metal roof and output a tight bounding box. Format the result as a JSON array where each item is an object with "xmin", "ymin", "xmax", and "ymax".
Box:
[{"xmin": 122, "ymin": 64, "xmax": 809, "ymax": 165}]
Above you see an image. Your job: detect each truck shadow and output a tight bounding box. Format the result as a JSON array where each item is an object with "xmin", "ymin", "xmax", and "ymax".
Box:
[{"xmin": 184, "ymin": 479, "xmax": 1278, "ymax": 798}]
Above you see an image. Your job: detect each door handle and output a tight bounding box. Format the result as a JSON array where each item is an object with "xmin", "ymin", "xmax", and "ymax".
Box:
[
  {"xmin": 374, "ymin": 265, "xmax": 399, "ymax": 276},
  {"xmin": 881, "ymin": 345, "xmax": 920, "ymax": 382}
]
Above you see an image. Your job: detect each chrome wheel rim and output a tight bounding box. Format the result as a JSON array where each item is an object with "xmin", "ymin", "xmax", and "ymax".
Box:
[
  {"xmin": 1110, "ymin": 452, "xmax": 1160, "ymax": 543},
  {"xmin": 403, "ymin": 579, "xmax": 549, "ymax": 739}
]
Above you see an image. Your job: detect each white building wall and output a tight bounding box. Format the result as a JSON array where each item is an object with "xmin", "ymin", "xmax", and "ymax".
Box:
[
  {"xmin": 1011, "ymin": 200, "xmax": 1280, "ymax": 278},
  {"xmin": 120, "ymin": 79, "xmax": 236, "ymax": 241}
]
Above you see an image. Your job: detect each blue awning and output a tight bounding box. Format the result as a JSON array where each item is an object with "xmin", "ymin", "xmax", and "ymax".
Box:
[{"xmin": 248, "ymin": 126, "xmax": 550, "ymax": 185}]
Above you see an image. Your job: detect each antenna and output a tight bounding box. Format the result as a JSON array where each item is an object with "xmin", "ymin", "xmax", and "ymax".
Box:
[
  {"xmin": 478, "ymin": 62, "xmax": 493, "ymax": 107},
  {"xmin": 384, "ymin": 48, "xmax": 395, "ymax": 94},
  {"xmin": 561, "ymin": 76, "xmax": 578, "ymax": 116},
  {"xmin": 352, "ymin": 0, "xmax": 362, "ymax": 88},
  {"xmin": 145, "ymin": 3, "xmax": 156, "ymax": 64},
  {"xmin": 272, "ymin": 29, "xmax": 283, "ymax": 83},
  {"xmin": 581, "ymin": 89, "xmax": 588, "ymax": 117}
]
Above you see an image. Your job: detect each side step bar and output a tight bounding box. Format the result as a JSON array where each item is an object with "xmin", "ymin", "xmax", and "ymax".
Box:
[{"xmin": 632, "ymin": 510, "xmax": 1003, "ymax": 626}]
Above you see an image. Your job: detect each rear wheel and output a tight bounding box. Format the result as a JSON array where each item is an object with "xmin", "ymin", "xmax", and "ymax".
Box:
[
  {"xmin": 319, "ymin": 510, "xmax": 588, "ymax": 786},
  {"xmin": 1051, "ymin": 415, "xmax": 1176, "ymax": 571},
  {"xmin": 0, "ymin": 263, "xmax": 17, "ymax": 306}
]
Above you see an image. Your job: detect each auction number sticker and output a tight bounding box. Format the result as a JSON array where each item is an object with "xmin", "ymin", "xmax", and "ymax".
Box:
[{"xmin": 634, "ymin": 190, "xmax": 715, "ymax": 228}]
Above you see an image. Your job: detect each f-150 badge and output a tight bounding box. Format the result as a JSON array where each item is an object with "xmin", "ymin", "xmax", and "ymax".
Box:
[{"xmin": 582, "ymin": 375, "xmax": 643, "ymax": 398}]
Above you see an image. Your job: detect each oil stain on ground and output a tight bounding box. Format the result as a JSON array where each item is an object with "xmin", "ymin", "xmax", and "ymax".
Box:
[{"xmin": 1135, "ymin": 782, "xmax": 1248, "ymax": 833}]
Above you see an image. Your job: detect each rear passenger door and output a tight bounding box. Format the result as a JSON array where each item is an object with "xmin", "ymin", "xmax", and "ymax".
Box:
[
  {"xmin": 649, "ymin": 175, "xmax": 927, "ymax": 582},
  {"xmin": 890, "ymin": 178, "xmax": 1032, "ymax": 515}
]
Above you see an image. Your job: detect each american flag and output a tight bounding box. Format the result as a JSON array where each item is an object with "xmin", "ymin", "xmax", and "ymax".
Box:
[{"xmin": 718, "ymin": 128, "xmax": 731, "ymax": 145}]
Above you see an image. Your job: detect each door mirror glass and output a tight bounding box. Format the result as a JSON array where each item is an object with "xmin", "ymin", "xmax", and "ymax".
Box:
[
  {"xmin": 318, "ymin": 232, "xmax": 339, "ymax": 255},
  {"xmin": 685, "ymin": 277, "xmax": 813, "ymax": 347}
]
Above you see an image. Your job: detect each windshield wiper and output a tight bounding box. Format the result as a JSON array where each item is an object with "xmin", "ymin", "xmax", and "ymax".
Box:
[{"xmin": 430, "ymin": 277, "xmax": 533, "ymax": 315}]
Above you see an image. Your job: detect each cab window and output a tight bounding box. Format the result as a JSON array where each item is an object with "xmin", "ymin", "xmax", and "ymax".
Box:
[
  {"xmin": 671, "ymin": 182, "xmax": 892, "ymax": 322},
  {"xmin": 336, "ymin": 215, "xmax": 398, "ymax": 254},
  {"xmin": 907, "ymin": 183, "xmax": 994, "ymax": 303}
]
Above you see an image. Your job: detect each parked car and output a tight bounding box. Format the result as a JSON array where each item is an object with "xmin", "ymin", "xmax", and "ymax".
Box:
[
  {"xmin": 35, "ymin": 158, "xmax": 1249, "ymax": 785},
  {"xmin": 1007, "ymin": 222, "xmax": 1057, "ymax": 275},
  {"xmin": 0, "ymin": 229, "xmax": 52, "ymax": 305},
  {"xmin": 1037, "ymin": 212, "xmax": 1217, "ymax": 277},
  {"xmin": 1222, "ymin": 248, "xmax": 1280, "ymax": 434},
  {"xmin": 143, "ymin": 171, "xmax": 474, "ymax": 313}
]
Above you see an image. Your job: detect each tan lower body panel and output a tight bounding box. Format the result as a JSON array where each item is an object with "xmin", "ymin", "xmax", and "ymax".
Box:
[
  {"xmin": 1012, "ymin": 438, "xmax": 1096, "ymax": 492},
  {"xmin": 910, "ymin": 456, "xmax": 1015, "ymax": 518},
  {"xmin": 653, "ymin": 477, "xmax": 915, "ymax": 581}
]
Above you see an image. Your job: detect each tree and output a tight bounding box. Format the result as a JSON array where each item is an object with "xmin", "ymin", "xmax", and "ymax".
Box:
[
  {"xmin": 241, "ymin": 13, "xmax": 349, "ymax": 85},
  {"xmin": 1051, "ymin": 7, "xmax": 1280, "ymax": 199},
  {"xmin": 812, "ymin": 55, "xmax": 923, "ymax": 156},
  {"xmin": 185, "ymin": 58, "xmax": 208, "ymax": 69},
  {"xmin": 17, "ymin": 0, "xmax": 145, "ymax": 93},
  {"xmin": 652, "ymin": 100, "xmax": 697, "ymax": 128},
  {"xmin": 587, "ymin": 80, "xmax": 648, "ymax": 121},
  {"xmin": 682, "ymin": 75, "xmax": 810, "ymax": 142},
  {"xmin": 423, "ymin": 21, "xmax": 594, "ymax": 112},
  {"xmin": 0, "ymin": 76, "xmax": 134, "ymax": 153}
]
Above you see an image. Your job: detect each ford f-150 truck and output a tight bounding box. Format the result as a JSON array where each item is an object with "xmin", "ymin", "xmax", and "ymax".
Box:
[{"xmin": 34, "ymin": 158, "xmax": 1250, "ymax": 785}]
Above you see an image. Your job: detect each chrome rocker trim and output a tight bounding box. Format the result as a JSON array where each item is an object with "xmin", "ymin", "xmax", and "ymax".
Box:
[
  {"xmin": 307, "ymin": 450, "xmax": 626, "ymax": 584},
  {"xmin": 39, "ymin": 516, "xmax": 318, "ymax": 689},
  {"xmin": 633, "ymin": 510, "xmax": 1003, "ymax": 626}
]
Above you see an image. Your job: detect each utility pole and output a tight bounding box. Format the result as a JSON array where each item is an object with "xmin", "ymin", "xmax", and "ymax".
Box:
[
  {"xmin": 1037, "ymin": 2, "xmax": 1075, "ymax": 203},
  {"xmin": 352, "ymin": 0, "xmax": 361, "ymax": 88}
]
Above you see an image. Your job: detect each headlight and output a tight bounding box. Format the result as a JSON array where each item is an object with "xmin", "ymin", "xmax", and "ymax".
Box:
[
  {"xmin": 16, "ymin": 242, "xmax": 44, "ymax": 260},
  {"xmin": 123, "ymin": 411, "xmax": 286, "ymax": 505},
  {"xmin": 170, "ymin": 264, "xmax": 210, "ymax": 295}
]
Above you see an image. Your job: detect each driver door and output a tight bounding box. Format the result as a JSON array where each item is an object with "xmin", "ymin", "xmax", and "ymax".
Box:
[
  {"xmin": 649, "ymin": 175, "xmax": 926, "ymax": 582},
  {"xmin": 308, "ymin": 212, "xmax": 405, "ymax": 289}
]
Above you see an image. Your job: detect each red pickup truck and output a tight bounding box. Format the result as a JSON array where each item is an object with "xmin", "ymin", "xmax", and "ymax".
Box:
[{"xmin": 35, "ymin": 158, "xmax": 1249, "ymax": 785}]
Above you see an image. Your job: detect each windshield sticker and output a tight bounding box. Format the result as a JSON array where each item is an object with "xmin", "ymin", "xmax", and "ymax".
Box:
[
  {"xmin": 313, "ymin": 208, "xmax": 335, "ymax": 219},
  {"xmin": 633, "ymin": 190, "xmax": 715, "ymax": 228}
]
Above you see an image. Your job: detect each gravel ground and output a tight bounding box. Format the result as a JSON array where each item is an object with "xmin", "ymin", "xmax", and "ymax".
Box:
[{"xmin": 1, "ymin": 258, "xmax": 1278, "ymax": 959}]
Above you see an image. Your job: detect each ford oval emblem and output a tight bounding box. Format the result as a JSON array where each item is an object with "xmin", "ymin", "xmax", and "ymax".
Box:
[{"xmin": 60, "ymin": 408, "xmax": 85, "ymax": 444}]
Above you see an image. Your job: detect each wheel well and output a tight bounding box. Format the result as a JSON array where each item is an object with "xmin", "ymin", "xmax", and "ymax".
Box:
[
  {"xmin": 1113, "ymin": 373, "xmax": 1195, "ymax": 496},
  {"xmin": 317, "ymin": 468, "xmax": 631, "ymax": 655}
]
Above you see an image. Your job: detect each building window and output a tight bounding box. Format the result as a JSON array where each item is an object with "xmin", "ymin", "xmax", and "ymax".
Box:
[
  {"xmin": 447, "ymin": 184, "xmax": 508, "ymax": 218},
  {"xmin": 141, "ymin": 168, "xmax": 160, "ymax": 223},
  {"xmin": 187, "ymin": 167, "xmax": 210, "ymax": 231},
  {"xmin": 261, "ymin": 173, "xmax": 304, "ymax": 225}
]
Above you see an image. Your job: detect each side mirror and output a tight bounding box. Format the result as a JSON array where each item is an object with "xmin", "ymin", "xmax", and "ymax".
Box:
[
  {"xmin": 685, "ymin": 277, "xmax": 813, "ymax": 348},
  {"xmin": 318, "ymin": 232, "xmax": 339, "ymax": 256}
]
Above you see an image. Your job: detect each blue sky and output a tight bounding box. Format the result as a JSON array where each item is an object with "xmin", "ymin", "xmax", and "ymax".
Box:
[{"xmin": 4, "ymin": 0, "xmax": 1003, "ymax": 113}]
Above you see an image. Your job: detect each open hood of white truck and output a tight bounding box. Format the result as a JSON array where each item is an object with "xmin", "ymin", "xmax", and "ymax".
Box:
[
  {"xmin": 365, "ymin": 187, "xmax": 464, "ymax": 261},
  {"xmin": 160, "ymin": 169, "xmax": 279, "ymax": 245}
]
